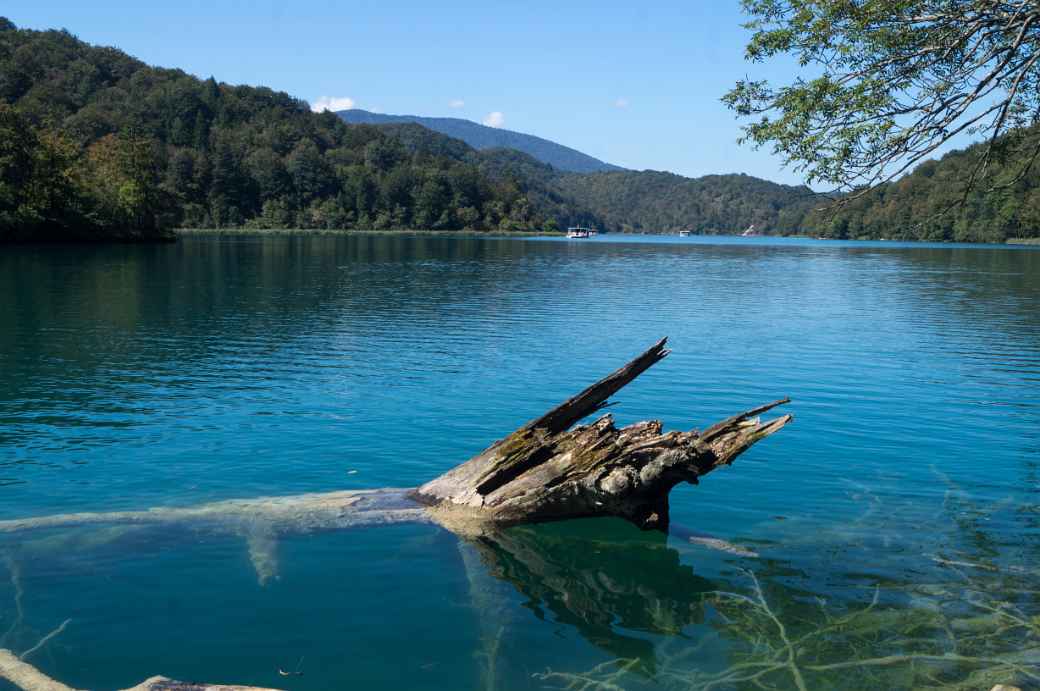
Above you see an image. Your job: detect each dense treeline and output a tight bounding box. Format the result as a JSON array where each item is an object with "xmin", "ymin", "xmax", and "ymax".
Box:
[
  {"xmin": 0, "ymin": 19, "xmax": 557, "ymax": 240},
  {"xmin": 0, "ymin": 101, "xmax": 171, "ymax": 240},
  {"xmin": 374, "ymin": 122, "xmax": 815, "ymax": 234},
  {"xmin": 800, "ymin": 131, "xmax": 1040, "ymax": 242},
  {"xmin": 370, "ymin": 106, "xmax": 1040, "ymax": 242},
  {"xmin": 554, "ymin": 170, "xmax": 815, "ymax": 234},
  {"xmin": 356, "ymin": 119, "xmax": 1040, "ymax": 240},
  {"xmin": 373, "ymin": 123, "xmax": 603, "ymax": 231}
]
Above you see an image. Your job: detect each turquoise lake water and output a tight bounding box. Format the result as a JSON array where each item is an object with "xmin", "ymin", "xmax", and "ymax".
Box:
[{"xmin": 0, "ymin": 234, "xmax": 1038, "ymax": 690}]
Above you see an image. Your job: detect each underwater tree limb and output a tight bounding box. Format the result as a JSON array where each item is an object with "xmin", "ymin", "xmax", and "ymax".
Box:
[
  {"xmin": 0, "ymin": 650, "xmax": 76, "ymax": 691},
  {"xmin": 18, "ymin": 619, "xmax": 70, "ymax": 661},
  {"xmin": 0, "ymin": 489, "xmax": 428, "ymax": 535},
  {"xmin": 0, "ymin": 651, "xmax": 286, "ymax": 691}
]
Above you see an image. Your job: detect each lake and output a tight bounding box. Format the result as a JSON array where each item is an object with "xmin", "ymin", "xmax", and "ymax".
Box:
[{"xmin": 1, "ymin": 233, "xmax": 1038, "ymax": 690}]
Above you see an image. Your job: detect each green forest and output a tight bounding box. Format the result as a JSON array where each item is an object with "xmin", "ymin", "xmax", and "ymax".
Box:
[
  {"xmin": 555, "ymin": 171, "xmax": 814, "ymax": 234},
  {"xmin": 3, "ymin": 18, "xmax": 1040, "ymax": 242},
  {"xmin": 0, "ymin": 19, "xmax": 570, "ymax": 241},
  {"xmin": 798, "ymin": 131, "xmax": 1040, "ymax": 243}
]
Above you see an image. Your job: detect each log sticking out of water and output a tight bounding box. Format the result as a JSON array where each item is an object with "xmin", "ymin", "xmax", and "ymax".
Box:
[
  {"xmin": 0, "ymin": 338, "xmax": 790, "ymax": 541},
  {"xmin": 415, "ymin": 338, "xmax": 792, "ymax": 531},
  {"xmin": 0, "ymin": 650, "xmax": 283, "ymax": 691}
]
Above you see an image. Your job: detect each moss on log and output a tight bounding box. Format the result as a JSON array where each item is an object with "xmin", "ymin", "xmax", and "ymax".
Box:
[{"xmin": 416, "ymin": 338, "xmax": 792, "ymax": 531}]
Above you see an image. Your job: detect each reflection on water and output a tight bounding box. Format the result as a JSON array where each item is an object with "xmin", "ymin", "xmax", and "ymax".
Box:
[
  {"xmin": 465, "ymin": 520, "xmax": 713, "ymax": 672},
  {"xmin": 0, "ymin": 234, "xmax": 1039, "ymax": 689}
]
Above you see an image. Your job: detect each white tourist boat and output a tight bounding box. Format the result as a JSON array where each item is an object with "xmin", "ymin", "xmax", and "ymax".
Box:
[{"xmin": 567, "ymin": 226, "xmax": 594, "ymax": 238}]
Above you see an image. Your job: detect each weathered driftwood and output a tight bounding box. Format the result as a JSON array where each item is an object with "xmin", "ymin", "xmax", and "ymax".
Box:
[
  {"xmin": 0, "ymin": 650, "xmax": 282, "ymax": 691},
  {"xmin": 415, "ymin": 338, "xmax": 791, "ymax": 531}
]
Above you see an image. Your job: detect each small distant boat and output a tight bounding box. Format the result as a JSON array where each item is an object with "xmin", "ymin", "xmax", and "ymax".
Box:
[
  {"xmin": 678, "ymin": 230, "xmax": 691, "ymax": 237},
  {"xmin": 741, "ymin": 224, "xmax": 759, "ymax": 237},
  {"xmin": 567, "ymin": 226, "xmax": 594, "ymax": 239}
]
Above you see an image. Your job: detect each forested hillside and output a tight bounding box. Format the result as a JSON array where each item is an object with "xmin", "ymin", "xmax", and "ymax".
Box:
[
  {"xmin": 371, "ymin": 122, "xmax": 812, "ymax": 234},
  {"xmin": 0, "ymin": 20, "xmax": 564, "ymax": 240},
  {"xmin": 373, "ymin": 123, "xmax": 604, "ymax": 230},
  {"xmin": 555, "ymin": 170, "xmax": 814, "ymax": 234},
  {"xmin": 800, "ymin": 132, "xmax": 1040, "ymax": 242}
]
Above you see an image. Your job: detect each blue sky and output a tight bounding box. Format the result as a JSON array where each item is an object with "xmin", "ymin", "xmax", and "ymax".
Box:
[{"xmin": 3, "ymin": 2, "xmax": 867, "ymax": 184}]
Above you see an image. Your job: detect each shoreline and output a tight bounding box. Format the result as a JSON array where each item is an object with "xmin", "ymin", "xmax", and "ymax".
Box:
[
  {"xmin": 173, "ymin": 228, "xmax": 1040, "ymax": 247},
  {"xmin": 175, "ymin": 228, "xmax": 566, "ymax": 238}
]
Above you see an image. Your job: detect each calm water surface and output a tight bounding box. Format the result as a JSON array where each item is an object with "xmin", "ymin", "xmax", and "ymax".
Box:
[{"xmin": 1, "ymin": 234, "xmax": 1038, "ymax": 690}]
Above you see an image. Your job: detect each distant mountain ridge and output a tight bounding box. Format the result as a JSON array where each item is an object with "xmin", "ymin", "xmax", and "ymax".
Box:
[{"xmin": 337, "ymin": 109, "xmax": 623, "ymax": 174}]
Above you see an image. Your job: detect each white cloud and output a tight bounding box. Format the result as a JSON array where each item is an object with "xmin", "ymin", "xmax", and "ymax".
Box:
[
  {"xmin": 614, "ymin": 97, "xmax": 630, "ymax": 109},
  {"xmin": 310, "ymin": 96, "xmax": 356, "ymax": 113},
  {"xmin": 449, "ymin": 99, "xmax": 465, "ymax": 109},
  {"xmin": 482, "ymin": 111, "xmax": 505, "ymax": 128}
]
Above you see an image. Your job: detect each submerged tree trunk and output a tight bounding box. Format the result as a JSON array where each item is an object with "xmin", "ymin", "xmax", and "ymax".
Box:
[
  {"xmin": 415, "ymin": 338, "xmax": 791, "ymax": 532},
  {"xmin": 0, "ymin": 650, "xmax": 283, "ymax": 691}
]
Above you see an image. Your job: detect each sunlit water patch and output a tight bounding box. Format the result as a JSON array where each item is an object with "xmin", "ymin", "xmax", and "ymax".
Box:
[{"xmin": 0, "ymin": 234, "xmax": 1038, "ymax": 689}]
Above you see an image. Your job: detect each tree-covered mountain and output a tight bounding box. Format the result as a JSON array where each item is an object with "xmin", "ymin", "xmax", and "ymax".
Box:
[
  {"xmin": 369, "ymin": 122, "xmax": 816, "ymax": 234},
  {"xmin": 338, "ymin": 109, "xmax": 624, "ymax": 174},
  {"xmin": 0, "ymin": 19, "xmax": 569, "ymax": 240},
  {"xmin": 373, "ymin": 122, "xmax": 604, "ymax": 230},
  {"xmin": 800, "ymin": 130, "xmax": 1040, "ymax": 243},
  {"xmin": 554, "ymin": 170, "xmax": 814, "ymax": 234},
  {"xmin": 371, "ymin": 121, "xmax": 814, "ymax": 234}
]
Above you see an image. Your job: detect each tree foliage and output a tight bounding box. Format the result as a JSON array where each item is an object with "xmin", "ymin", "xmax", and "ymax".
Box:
[
  {"xmin": 554, "ymin": 170, "xmax": 815, "ymax": 234},
  {"xmin": 725, "ymin": 0, "xmax": 1040, "ymax": 197},
  {"xmin": 0, "ymin": 103, "xmax": 167, "ymax": 240}
]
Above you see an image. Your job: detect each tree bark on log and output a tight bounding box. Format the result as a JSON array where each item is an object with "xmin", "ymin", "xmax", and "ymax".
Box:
[{"xmin": 415, "ymin": 338, "xmax": 791, "ymax": 531}]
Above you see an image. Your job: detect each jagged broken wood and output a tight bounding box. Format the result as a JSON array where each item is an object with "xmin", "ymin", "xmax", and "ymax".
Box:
[
  {"xmin": 415, "ymin": 338, "xmax": 791, "ymax": 531},
  {"xmin": 0, "ymin": 338, "xmax": 791, "ymax": 541}
]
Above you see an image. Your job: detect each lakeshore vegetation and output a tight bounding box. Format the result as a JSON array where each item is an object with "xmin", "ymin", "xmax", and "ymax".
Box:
[{"xmin": 3, "ymin": 16, "xmax": 1040, "ymax": 242}]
